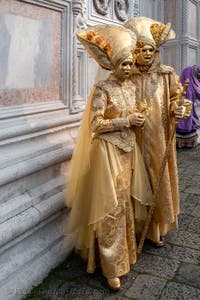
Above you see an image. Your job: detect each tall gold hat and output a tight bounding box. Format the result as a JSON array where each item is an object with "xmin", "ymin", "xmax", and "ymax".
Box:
[
  {"xmin": 77, "ymin": 24, "xmax": 137, "ymax": 70},
  {"xmin": 124, "ymin": 16, "xmax": 175, "ymax": 49}
]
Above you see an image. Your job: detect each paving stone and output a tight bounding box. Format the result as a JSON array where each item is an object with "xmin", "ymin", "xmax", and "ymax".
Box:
[
  {"xmin": 180, "ymin": 197, "xmax": 198, "ymax": 215},
  {"xmin": 191, "ymin": 204, "xmax": 200, "ymax": 217},
  {"xmin": 178, "ymin": 184, "xmax": 186, "ymax": 192},
  {"xmin": 143, "ymin": 240, "xmax": 171, "ymax": 257},
  {"xmin": 182, "ymin": 165, "xmax": 200, "ymax": 176},
  {"xmin": 120, "ymin": 270, "xmax": 138, "ymax": 290},
  {"xmin": 179, "ymin": 192, "xmax": 189, "ymax": 203},
  {"xmin": 179, "ymin": 179, "xmax": 193, "ymax": 188},
  {"xmin": 124, "ymin": 274, "xmax": 166, "ymax": 300},
  {"xmin": 49, "ymin": 281, "xmax": 105, "ymax": 300},
  {"xmin": 168, "ymin": 245, "xmax": 200, "ymax": 264},
  {"xmin": 188, "ymin": 217, "xmax": 200, "ymax": 234},
  {"xmin": 39, "ymin": 276, "xmax": 64, "ymax": 299},
  {"xmin": 182, "ymin": 194, "xmax": 200, "ymax": 208},
  {"xmin": 185, "ymin": 186, "xmax": 200, "ymax": 194},
  {"xmin": 54, "ymin": 253, "xmax": 87, "ymax": 281},
  {"xmin": 160, "ymin": 281, "xmax": 200, "ymax": 300},
  {"xmin": 175, "ymin": 263, "xmax": 200, "ymax": 288},
  {"xmin": 22, "ymin": 297, "xmax": 41, "ymax": 300},
  {"xmin": 177, "ymin": 167, "xmax": 184, "ymax": 175},
  {"xmin": 24, "ymin": 275, "xmax": 62, "ymax": 299},
  {"xmin": 103, "ymin": 295, "xmax": 127, "ymax": 300},
  {"xmin": 191, "ymin": 175, "xmax": 200, "ymax": 182},
  {"xmin": 132, "ymin": 253, "xmax": 179, "ymax": 279},
  {"xmin": 81, "ymin": 267, "xmax": 138, "ymax": 294},
  {"xmin": 178, "ymin": 213, "xmax": 193, "ymax": 231},
  {"xmin": 166, "ymin": 230, "xmax": 200, "ymax": 250},
  {"xmin": 81, "ymin": 268, "xmax": 114, "ymax": 293}
]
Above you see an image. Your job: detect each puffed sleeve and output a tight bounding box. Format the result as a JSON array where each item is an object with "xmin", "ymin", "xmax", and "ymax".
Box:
[{"xmin": 90, "ymin": 87, "xmax": 130, "ymax": 133}]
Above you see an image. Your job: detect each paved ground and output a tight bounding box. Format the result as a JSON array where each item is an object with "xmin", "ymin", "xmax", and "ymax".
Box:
[{"xmin": 24, "ymin": 141, "xmax": 200, "ymax": 300}]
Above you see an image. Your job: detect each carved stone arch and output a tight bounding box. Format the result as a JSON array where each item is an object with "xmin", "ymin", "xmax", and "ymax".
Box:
[{"xmin": 114, "ymin": 0, "xmax": 129, "ymax": 21}]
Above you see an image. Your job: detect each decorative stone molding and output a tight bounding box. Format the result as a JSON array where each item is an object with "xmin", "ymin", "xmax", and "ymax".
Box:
[
  {"xmin": 92, "ymin": 0, "xmax": 130, "ymax": 21},
  {"xmin": 73, "ymin": 0, "xmax": 87, "ymax": 30},
  {"xmin": 20, "ymin": 0, "xmax": 72, "ymax": 107},
  {"xmin": 181, "ymin": 43, "xmax": 189, "ymax": 69},
  {"xmin": 93, "ymin": 0, "xmax": 111, "ymax": 15},
  {"xmin": 0, "ymin": 99, "xmax": 81, "ymax": 298},
  {"xmin": 133, "ymin": 0, "xmax": 140, "ymax": 16},
  {"xmin": 114, "ymin": 0, "xmax": 129, "ymax": 21},
  {"xmin": 21, "ymin": 0, "xmax": 70, "ymax": 11},
  {"xmin": 71, "ymin": 0, "xmax": 88, "ymax": 113},
  {"xmin": 176, "ymin": 44, "xmax": 181, "ymax": 75},
  {"xmin": 0, "ymin": 211, "xmax": 74, "ymax": 300}
]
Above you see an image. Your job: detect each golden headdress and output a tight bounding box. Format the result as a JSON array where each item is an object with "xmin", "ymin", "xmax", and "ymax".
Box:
[
  {"xmin": 124, "ymin": 16, "xmax": 175, "ymax": 49},
  {"xmin": 77, "ymin": 24, "xmax": 137, "ymax": 70}
]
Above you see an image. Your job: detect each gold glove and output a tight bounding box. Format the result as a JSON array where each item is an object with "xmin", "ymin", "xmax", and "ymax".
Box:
[{"xmin": 183, "ymin": 99, "xmax": 192, "ymax": 119}]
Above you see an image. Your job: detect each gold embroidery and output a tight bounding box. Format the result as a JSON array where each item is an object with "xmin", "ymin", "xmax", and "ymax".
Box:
[
  {"xmin": 79, "ymin": 31, "xmax": 113, "ymax": 58},
  {"xmin": 131, "ymin": 60, "xmax": 181, "ymax": 240},
  {"xmin": 136, "ymin": 64, "xmax": 151, "ymax": 73},
  {"xmin": 86, "ymin": 78, "xmax": 138, "ymax": 276},
  {"xmin": 93, "ymin": 150, "xmax": 137, "ymax": 278},
  {"xmin": 150, "ymin": 23, "xmax": 166, "ymax": 45},
  {"xmin": 136, "ymin": 40, "xmax": 146, "ymax": 48}
]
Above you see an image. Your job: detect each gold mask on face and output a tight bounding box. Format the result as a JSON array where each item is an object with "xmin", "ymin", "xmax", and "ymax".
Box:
[
  {"xmin": 112, "ymin": 54, "xmax": 134, "ymax": 81},
  {"xmin": 136, "ymin": 44, "xmax": 156, "ymax": 66}
]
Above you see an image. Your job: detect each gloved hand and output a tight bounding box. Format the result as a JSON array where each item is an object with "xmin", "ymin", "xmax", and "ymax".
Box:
[
  {"xmin": 174, "ymin": 105, "xmax": 186, "ymax": 119},
  {"xmin": 128, "ymin": 112, "xmax": 145, "ymax": 127}
]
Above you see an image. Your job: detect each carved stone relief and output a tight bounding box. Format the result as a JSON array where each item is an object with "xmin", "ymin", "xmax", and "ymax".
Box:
[
  {"xmin": 93, "ymin": 0, "xmax": 130, "ymax": 21},
  {"xmin": 93, "ymin": 0, "xmax": 111, "ymax": 15},
  {"xmin": 114, "ymin": 0, "xmax": 129, "ymax": 21},
  {"xmin": 74, "ymin": 0, "xmax": 87, "ymax": 31},
  {"xmin": 133, "ymin": 0, "xmax": 140, "ymax": 16}
]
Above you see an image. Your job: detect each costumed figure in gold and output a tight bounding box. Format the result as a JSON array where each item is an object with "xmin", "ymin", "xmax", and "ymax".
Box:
[
  {"xmin": 124, "ymin": 17, "xmax": 192, "ymax": 247},
  {"xmin": 65, "ymin": 24, "xmax": 152, "ymax": 290}
]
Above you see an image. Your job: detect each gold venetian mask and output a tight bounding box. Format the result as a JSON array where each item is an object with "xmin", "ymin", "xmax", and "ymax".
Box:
[
  {"xmin": 112, "ymin": 54, "xmax": 134, "ymax": 81},
  {"xmin": 136, "ymin": 44, "xmax": 156, "ymax": 66}
]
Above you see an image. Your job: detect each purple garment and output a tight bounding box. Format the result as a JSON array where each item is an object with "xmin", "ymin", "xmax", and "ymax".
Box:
[{"xmin": 177, "ymin": 65, "xmax": 200, "ymax": 134}]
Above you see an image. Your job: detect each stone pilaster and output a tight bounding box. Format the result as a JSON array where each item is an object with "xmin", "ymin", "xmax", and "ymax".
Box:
[
  {"xmin": 71, "ymin": 0, "xmax": 87, "ymax": 113},
  {"xmin": 182, "ymin": 0, "xmax": 189, "ymax": 37}
]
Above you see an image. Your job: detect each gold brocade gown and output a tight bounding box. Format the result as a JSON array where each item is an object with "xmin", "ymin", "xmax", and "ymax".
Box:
[
  {"xmin": 131, "ymin": 54, "xmax": 182, "ymax": 243},
  {"xmin": 66, "ymin": 75, "xmax": 152, "ymax": 279}
]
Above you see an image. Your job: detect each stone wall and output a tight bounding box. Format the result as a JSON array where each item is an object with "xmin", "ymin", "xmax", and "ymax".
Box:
[
  {"xmin": 160, "ymin": 0, "xmax": 200, "ymax": 75},
  {"xmin": 139, "ymin": 0, "xmax": 200, "ymax": 75}
]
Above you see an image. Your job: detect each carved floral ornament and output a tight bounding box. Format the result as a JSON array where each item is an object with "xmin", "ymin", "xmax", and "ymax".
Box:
[{"xmin": 93, "ymin": 0, "xmax": 129, "ymax": 21}]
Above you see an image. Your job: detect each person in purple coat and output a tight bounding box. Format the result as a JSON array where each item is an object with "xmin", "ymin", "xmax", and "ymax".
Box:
[{"xmin": 176, "ymin": 65, "xmax": 200, "ymax": 148}]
